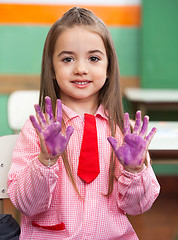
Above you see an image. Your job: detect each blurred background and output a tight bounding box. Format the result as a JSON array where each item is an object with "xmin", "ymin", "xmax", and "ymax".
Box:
[{"xmin": 0, "ymin": 0, "xmax": 178, "ymax": 239}]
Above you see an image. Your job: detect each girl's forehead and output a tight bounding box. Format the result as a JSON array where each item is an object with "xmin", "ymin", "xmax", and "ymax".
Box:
[
  {"xmin": 54, "ymin": 26, "xmax": 106, "ymax": 52},
  {"xmin": 58, "ymin": 25, "xmax": 101, "ymax": 39}
]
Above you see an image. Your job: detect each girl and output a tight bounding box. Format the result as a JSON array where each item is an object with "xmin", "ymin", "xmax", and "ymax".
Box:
[{"xmin": 8, "ymin": 7, "xmax": 160, "ymax": 239}]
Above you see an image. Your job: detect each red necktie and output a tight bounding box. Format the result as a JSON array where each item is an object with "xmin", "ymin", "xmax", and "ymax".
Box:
[{"xmin": 77, "ymin": 114, "xmax": 100, "ymax": 183}]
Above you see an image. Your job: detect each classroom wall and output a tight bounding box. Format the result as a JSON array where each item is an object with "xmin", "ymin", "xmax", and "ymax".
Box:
[
  {"xmin": 0, "ymin": 0, "xmax": 141, "ymax": 135},
  {"xmin": 141, "ymin": 0, "xmax": 178, "ymax": 88}
]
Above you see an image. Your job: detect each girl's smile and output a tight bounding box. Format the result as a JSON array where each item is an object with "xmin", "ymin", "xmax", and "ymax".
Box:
[
  {"xmin": 52, "ymin": 26, "xmax": 108, "ymax": 109},
  {"xmin": 71, "ymin": 79, "xmax": 92, "ymax": 88}
]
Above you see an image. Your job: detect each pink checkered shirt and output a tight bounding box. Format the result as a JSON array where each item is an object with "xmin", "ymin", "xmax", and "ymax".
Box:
[{"xmin": 8, "ymin": 104, "xmax": 160, "ymax": 240}]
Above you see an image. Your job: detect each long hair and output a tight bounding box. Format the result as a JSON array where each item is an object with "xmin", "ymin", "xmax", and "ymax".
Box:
[{"xmin": 39, "ymin": 7, "xmax": 124, "ymax": 196}]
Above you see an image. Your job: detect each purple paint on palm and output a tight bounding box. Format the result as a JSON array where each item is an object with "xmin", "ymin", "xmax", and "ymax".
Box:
[
  {"xmin": 30, "ymin": 97, "xmax": 74, "ymax": 156},
  {"xmin": 107, "ymin": 111, "xmax": 157, "ymax": 168}
]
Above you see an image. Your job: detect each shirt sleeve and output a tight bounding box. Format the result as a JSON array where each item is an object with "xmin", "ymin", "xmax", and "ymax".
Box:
[
  {"xmin": 7, "ymin": 120, "xmax": 59, "ymax": 217},
  {"xmin": 116, "ymin": 153, "xmax": 160, "ymax": 215}
]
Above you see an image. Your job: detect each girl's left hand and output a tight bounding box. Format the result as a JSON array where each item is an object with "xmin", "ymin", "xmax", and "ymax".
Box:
[{"xmin": 107, "ymin": 111, "xmax": 157, "ymax": 173}]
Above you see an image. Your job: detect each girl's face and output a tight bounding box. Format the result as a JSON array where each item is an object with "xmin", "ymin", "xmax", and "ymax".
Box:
[{"xmin": 52, "ymin": 26, "xmax": 108, "ymax": 107}]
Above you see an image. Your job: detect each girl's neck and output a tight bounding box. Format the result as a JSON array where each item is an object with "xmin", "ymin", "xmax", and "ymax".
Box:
[{"xmin": 61, "ymin": 97, "xmax": 99, "ymax": 115}]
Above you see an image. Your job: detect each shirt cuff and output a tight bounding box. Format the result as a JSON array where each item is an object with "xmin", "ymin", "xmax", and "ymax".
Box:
[
  {"xmin": 33, "ymin": 156, "xmax": 59, "ymax": 171},
  {"xmin": 121, "ymin": 164, "xmax": 147, "ymax": 178}
]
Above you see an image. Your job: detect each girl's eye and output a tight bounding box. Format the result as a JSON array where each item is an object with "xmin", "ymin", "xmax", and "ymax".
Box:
[
  {"xmin": 62, "ymin": 57, "xmax": 73, "ymax": 63},
  {"xmin": 89, "ymin": 56, "xmax": 100, "ymax": 62}
]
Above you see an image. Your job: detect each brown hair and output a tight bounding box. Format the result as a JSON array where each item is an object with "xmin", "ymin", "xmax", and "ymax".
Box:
[{"xmin": 39, "ymin": 7, "xmax": 124, "ymax": 196}]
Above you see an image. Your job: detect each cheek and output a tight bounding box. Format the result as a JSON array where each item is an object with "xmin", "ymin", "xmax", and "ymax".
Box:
[
  {"xmin": 55, "ymin": 68, "xmax": 67, "ymax": 82},
  {"xmin": 96, "ymin": 68, "xmax": 107, "ymax": 82},
  {"xmin": 95, "ymin": 76, "xmax": 107, "ymax": 90}
]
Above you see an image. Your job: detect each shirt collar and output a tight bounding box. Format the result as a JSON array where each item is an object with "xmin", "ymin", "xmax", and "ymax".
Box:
[
  {"xmin": 62, "ymin": 104, "xmax": 79, "ymax": 123},
  {"xmin": 95, "ymin": 104, "xmax": 108, "ymax": 120},
  {"xmin": 62, "ymin": 103, "xmax": 108, "ymax": 124}
]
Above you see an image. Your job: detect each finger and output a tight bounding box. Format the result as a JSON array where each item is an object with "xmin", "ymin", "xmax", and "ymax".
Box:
[
  {"xmin": 140, "ymin": 115, "xmax": 149, "ymax": 138},
  {"xmin": 107, "ymin": 137, "xmax": 118, "ymax": 152},
  {"xmin": 30, "ymin": 115, "xmax": 42, "ymax": 133},
  {"xmin": 133, "ymin": 110, "xmax": 142, "ymax": 134},
  {"xmin": 55, "ymin": 99, "xmax": 62, "ymax": 125},
  {"xmin": 146, "ymin": 127, "xmax": 157, "ymax": 146},
  {"xmin": 45, "ymin": 96, "xmax": 54, "ymax": 123},
  {"xmin": 65, "ymin": 126, "xmax": 74, "ymax": 140},
  {"xmin": 123, "ymin": 112, "xmax": 131, "ymax": 136},
  {"xmin": 34, "ymin": 104, "xmax": 47, "ymax": 128}
]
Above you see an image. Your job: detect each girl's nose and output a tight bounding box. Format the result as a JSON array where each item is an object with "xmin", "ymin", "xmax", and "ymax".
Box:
[{"xmin": 74, "ymin": 60, "xmax": 88, "ymax": 75}]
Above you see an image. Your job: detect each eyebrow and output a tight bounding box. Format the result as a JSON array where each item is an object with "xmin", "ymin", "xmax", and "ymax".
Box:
[
  {"xmin": 58, "ymin": 49, "xmax": 105, "ymax": 57},
  {"xmin": 58, "ymin": 51, "xmax": 73, "ymax": 57},
  {"xmin": 88, "ymin": 50, "xmax": 105, "ymax": 55}
]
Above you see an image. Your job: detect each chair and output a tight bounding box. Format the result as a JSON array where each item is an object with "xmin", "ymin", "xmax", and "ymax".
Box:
[
  {"xmin": 0, "ymin": 134, "xmax": 18, "ymax": 213},
  {"xmin": 7, "ymin": 90, "xmax": 39, "ymax": 133}
]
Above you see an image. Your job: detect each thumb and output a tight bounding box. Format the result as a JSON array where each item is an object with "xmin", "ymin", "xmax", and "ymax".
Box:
[
  {"xmin": 107, "ymin": 137, "xmax": 118, "ymax": 152},
  {"xmin": 39, "ymin": 133, "xmax": 49, "ymax": 155},
  {"xmin": 66, "ymin": 126, "xmax": 74, "ymax": 140}
]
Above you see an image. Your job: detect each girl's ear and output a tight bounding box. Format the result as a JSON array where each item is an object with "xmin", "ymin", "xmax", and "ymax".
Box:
[
  {"xmin": 51, "ymin": 63, "xmax": 56, "ymax": 79},
  {"xmin": 106, "ymin": 68, "xmax": 109, "ymax": 79},
  {"xmin": 105, "ymin": 77, "xmax": 109, "ymax": 83},
  {"xmin": 52, "ymin": 69, "xmax": 56, "ymax": 81}
]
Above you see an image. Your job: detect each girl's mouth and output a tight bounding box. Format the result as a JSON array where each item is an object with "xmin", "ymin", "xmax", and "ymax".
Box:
[{"xmin": 71, "ymin": 81, "xmax": 91, "ymax": 87}]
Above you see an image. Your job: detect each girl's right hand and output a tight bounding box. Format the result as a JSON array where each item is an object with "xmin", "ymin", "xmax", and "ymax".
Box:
[{"xmin": 30, "ymin": 96, "xmax": 74, "ymax": 167}]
